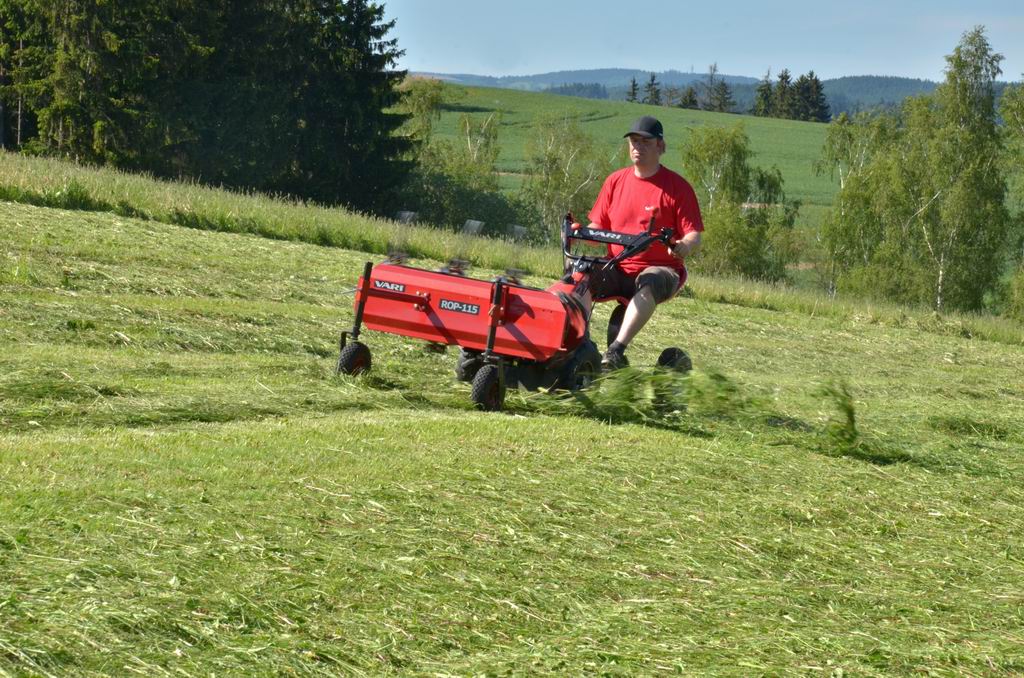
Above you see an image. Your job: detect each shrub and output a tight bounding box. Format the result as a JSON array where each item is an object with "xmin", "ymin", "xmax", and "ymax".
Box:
[
  {"xmin": 683, "ymin": 126, "xmax": 800, "ymax": 282},
  {"xmin": 1007, "ymin": 265, "xmax": 1024, "ymax": 322},
  {"xmin": 694, "ymin": 204, "xmax": 796, "ymax": 282}
]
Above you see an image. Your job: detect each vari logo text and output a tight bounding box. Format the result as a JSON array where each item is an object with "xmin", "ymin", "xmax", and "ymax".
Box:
[
  {"xmin": 439, "ymin": 299, "xmax": 480, "ymax": 315},
  {"xmin": 374, "ymin": 280, "xmax": 405, "ymax": 292}
]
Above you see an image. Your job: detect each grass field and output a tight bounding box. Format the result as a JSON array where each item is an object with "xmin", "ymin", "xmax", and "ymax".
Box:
[
  {"xmin": 4, "ymin": 189, "xmax": 1024, "ymax": 675},
  {"xmin": 430, "ymin": 86, "xmax": 1024, "ymax": 237},
  {"xmin": 431, "ymin": 87, "xmax": 837, "ymax": 227}
]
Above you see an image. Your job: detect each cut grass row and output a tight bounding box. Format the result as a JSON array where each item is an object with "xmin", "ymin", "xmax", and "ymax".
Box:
[
  {"xmin": 4, "ymin": 200, "xmax": 1022, "ymax": 449},
  {"xmin": 3, "ymin": 149, "xmax": 1021, "ymax": 348},
  {"xmin": 4, "ymin": 200, "xmax": 1024, "ymax": 674},
  {"xmin": 5, "ymin": 409, "xmax": 1024, "ymax": 675}
]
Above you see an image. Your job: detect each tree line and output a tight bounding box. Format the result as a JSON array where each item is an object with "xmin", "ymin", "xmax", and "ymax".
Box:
[
  {"xmin": 0, "ymin": 0, "xmax": 411, "ymax": 212},
  {"xmin": 752, "ymin": 69, "xmax": 830, "ymax": 122},
  {"xmin": 546, "ymin": 83, "xmax": 609, "ymax": 99},
  {"xmin": 624, "ymin": 64, "xmax": 829, "ymax": 120}
]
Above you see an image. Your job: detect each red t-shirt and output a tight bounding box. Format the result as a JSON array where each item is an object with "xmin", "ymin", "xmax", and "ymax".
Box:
[{"xmin": 588, "ymin": 165, "xmax": 704, "ymax": 276}]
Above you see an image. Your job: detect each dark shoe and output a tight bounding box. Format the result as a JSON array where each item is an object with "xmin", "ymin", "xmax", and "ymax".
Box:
[{"xmin": 601, "ymin": 348, "xmax": 629, "ymax": 371}]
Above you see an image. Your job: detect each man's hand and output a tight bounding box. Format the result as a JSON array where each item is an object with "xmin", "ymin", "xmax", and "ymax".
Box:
[{"xmin": 672, "ymin": 231, "xmax": 702, "ymax": 259}]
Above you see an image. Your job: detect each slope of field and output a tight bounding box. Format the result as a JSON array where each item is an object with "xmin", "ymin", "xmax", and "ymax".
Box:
[
  {"xmin": 3, "ymin": 198, "xmax": 1024, "ymax": 675},
  {"xmin": 430, "ymin": 86, "xmax": 838, "ymax": 213}
]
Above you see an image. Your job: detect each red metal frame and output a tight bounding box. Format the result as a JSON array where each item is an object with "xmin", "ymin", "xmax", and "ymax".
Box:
[
  {"xmin": 354, "ymin": 263, "xmax": 587, "ymax": 361},
  {"xmin": 348, "ymin": 218, "xmax": 674, "ymax": 366}
]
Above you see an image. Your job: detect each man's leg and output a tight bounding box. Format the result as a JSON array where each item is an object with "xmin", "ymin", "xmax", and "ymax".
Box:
[
  {"xmin": 604, "ymin": 267, "xmax": 680, "ymax": 369},
  {"xmin": 612, "ymin": 285, "xmax": 658, "ymax": 346}
]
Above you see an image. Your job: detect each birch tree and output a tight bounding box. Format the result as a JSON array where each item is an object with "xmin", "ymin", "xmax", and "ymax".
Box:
[
  {"xmin": 819, "ymin": 27, "xmax": 1011, "ymax": 311},
  {"xmin": 520, "ymin": 114, "xmax": 607, "ymax": 238}
]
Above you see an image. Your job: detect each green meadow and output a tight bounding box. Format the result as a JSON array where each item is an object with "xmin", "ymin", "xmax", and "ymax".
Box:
[
  {"xmin": 430, "ymin": 86, "xmax": 838, "ymax": 226},
  {"xmin": 3, "ymin": 152, "xmax": 1024, "ymax": 675}
]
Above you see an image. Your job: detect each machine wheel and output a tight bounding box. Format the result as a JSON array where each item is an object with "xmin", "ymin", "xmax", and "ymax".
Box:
[
  {"xmin": 656, "ymin": 347, "xmax": 692, "ymax": 372},
  {"xmin": 454, "ymin": 348, "xmax": 483, "ymax": 382},
  {"xmin": 606, "ymin": 303, "xmax": 626, "ymax": 348},
  {"xmin": 653, "ymin": 347, "xmax": 690, "ymax": 413},
  {"xmin": 337, "ymin": 341, "xmax": 372, "ymax": 375},
  {"xmin": 557, "ymin": 340, "xmax": 602, "ymax": 391},
  {"xmin": 470, "ymin": 364, "xmax": 505, "ymax": 411}
]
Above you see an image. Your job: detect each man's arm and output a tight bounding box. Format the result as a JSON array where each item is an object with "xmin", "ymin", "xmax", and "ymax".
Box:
[{"xmin": 672, "ymin": 230, "xmax": 702, "ymax": 259}]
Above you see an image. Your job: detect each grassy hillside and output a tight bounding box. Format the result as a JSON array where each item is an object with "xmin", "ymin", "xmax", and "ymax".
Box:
[
  {"xmin": 3, "ymin": 193, "xmax": 1024, "ymax": 674},
  {"xmin": 0, "ymin": 150, "xmax": 562, "ymax": 277},
  {"xmin": 2, "ymin": 150, "xmax": 1019, "ymax": 344},
  {"xmin": 430, "ymin": 86, "xmax": 838, "ymax": 219}
]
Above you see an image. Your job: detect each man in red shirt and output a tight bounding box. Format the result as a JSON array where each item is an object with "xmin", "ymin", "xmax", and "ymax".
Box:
[{"xmin": 587, "ymin": 115, "xmax": 704, "ymax": 369}]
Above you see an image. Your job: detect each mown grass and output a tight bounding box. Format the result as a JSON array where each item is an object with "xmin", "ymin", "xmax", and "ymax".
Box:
[
  {"xmin": 3, "ymin": 200, "xmax": 1024, "ymax": 674},
  {"xmin": 3, "ymin": 151, "xmax": 1021, "ymax": 349}
]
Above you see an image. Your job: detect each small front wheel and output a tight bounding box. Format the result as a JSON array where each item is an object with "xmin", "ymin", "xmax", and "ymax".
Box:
[
  {"xmin": 656, "ymin": 347, "xmax": 692, "ymax": 372},
  {"xmin": 470, "ymin": 364, "xmax": 505, "ymax": 411},
  {"xmin": 557, "ymin": 340, "xmax": 602, "ymax": 391},
  {"xmin": 454, "ymin": 348, "xmax": 483, "ymax": 382},
  {"xmin": 337, "ymin": 341, "xmax": 372, "ymax": 375}
]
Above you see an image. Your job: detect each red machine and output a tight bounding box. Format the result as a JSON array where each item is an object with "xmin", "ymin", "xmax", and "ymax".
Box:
[{"xmin": 336, "ymin": 214, "xmax": 690, "ymax": 411}]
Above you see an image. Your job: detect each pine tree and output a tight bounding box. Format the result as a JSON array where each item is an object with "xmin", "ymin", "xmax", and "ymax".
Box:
[
  {"xmin": 0, "ymin": 0, "xmax": 413, "ymax": 211},
  {"xmin": 642, "ymin": 72, "xmax": 661, "ymax": 106},
  {"xmin": 807, "ymin": 71, "xmax": 831, "ymax": 122},
  {"xmin": 678, "ymin": 86, "xmax": 699, "ymax": 109},
  {"xmin": 0, "ymin": 0, "xmax": 46, "ymax": 148},
  {"xmin": 626, "ymin": 77, "xmax": 639, "ymax": 103},
  {"xmin": 793, "ymin": 73, "xmax": 814, "ymax": 121},
  {"xmin": 753, "ymin": 69, "xmax": 773, "ymax": 117},
  {"xmin": 0, "ymin": 0, "xmax": 214, "ymax": 166},
  {"xmin": 707, "ymin": 80, "xmax": 735, "ymax": 113},
  {"xmin": 773, "ymin": 69, "xmax": 794, "ymax": 119},
  {"xmin": 268, "ymin": 0, "xmax": 412, "ymax": 210}
]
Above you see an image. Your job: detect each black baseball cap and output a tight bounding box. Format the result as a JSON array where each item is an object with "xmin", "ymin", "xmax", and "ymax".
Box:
[{"xmin": 624, "ymin": 116, "xmax": 664, "ymax": 139}]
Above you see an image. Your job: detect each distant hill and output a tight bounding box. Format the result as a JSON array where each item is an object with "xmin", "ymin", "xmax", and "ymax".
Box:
[
  {"xmin": 822, "ymin": 76, "xmax": 938, "ymax": 115},
  {"xmin": 416, "ymin": 69, "xmax": 943, "ymax": 115},
  {"xmin": 414, "ymin": 68, "xmax": 759, "ymax": 93},
  {"xmin": 417, "ymin": 70, "xmax": 1022, "ymax": 118}
]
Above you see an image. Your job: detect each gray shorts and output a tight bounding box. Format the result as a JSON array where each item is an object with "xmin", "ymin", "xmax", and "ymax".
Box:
[{"xmin": 589, "ymin": 265, "xmax": 682, "ymax": 304}]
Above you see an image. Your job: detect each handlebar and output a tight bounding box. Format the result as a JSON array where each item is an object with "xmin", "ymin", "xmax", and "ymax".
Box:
[{"xmin": 560, "ymin": 212, "xmax": 675, "ymax": 269}]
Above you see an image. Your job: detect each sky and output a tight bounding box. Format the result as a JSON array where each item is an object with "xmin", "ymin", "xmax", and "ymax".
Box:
[{"xmin": 380, "ymin": 0, "xmax": 1024, "ymax": 82}]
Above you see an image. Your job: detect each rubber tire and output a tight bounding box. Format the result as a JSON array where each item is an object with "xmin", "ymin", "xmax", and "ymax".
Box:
[
  {"xmin": 470, "ymin": 364, "xmax": 505, "ymax": 411},
  {"xmin": 455, "ymin": 348, "xmax": 483, "ymax": 382},
  {"xmin": 653, "ymin": 347, "xmax": 690, "ymax": 414},
  {"xmin": 606, "ymin": 303, "xmax": 626, "ymax": 349},
  {"xmin": 337, "ymin": 341, "xmax": 372, "ymax": 375},
  {"xmin": 656, "ymin": 347, "xmax": 692, "ymax": 372},
  {"xmin": 557, "ymin": 340, "xmax": 602, "ymax": 391}
]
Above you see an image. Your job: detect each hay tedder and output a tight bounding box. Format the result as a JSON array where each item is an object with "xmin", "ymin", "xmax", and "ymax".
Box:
[{"xmin": 336, "ymin": 213, "xmax": 691, "ymax": 411}]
